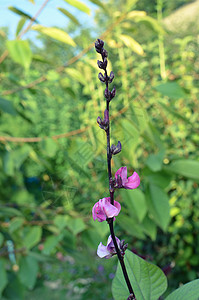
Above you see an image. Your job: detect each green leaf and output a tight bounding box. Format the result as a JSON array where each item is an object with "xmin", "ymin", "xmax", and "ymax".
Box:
[
  {"xmin": 63, "ymin": 0, "xmax": 91, "ymax": 15},
  {"xmin": 42, "ymin": 235, "xmax": 63, "ymax": 255},
  {"xmin": 134, "ymin": 15, "xmax": 165, "ymax": 34},
  {"xmin": 166, "ymin": 160, "xmax": 199, "ymax": 180},
  {"xmin": 31, "ymin": 25, "xmax": 76, "ymax": 46},
  {"xmin": 141, "ymin": 216, "xmax": 157, "ymax": 240},
  {"xmin": 57, "ymin": 8, "xmax": 80, "ymax": 25},
  {"xmin": 121, "ymin": 189, "xmax": 147, "ymax": 222},
  {"xmin": 6, "ymin": 40, "xmax": 32, "ymax": 70},
  {"xmin": 158, "ymin": 102, "xmax": 191, "ymax": 124},
  {"xmin": 0, "ymin": 206, "xmax": 22, "ymax": 217},
  {"xmin": 146, "ymin": 150, "xmax": 165, "ymax": 172},
  {"xmin": 18, "ymin": 256, "xmax": 38, "ymax": 289},
  {"xmin": 148, "ymin": 184, "xmax": 170, "ymax": 231},
  {"xmin": 23, "ymin": 226, "xmax": 42, "ymax": 250},
  {"xmin": 8, "ymin": 6, "xmax": 38, "ymax": 23},
  {"xmin": 54, "ymin": 215, "xmax": 68, "ymax": 231},
  {"xmin": 3, "ymin": 145, "xmax": 31, "ymax": 176},
  {"xmin": 9, "ymin": 217, "xmax": 24, "ymax": 233},
  {"xmin": 117, "ymin": 214, "xmax": 145, "ymax": 239},
  {"xmin": 89, "ymin": 0, "xmax": 107, "ymax": 11},
  {"xmin": 41, "ymin": 138, "xmax": 57, "ymax": 157},
  {"xmin": 119, "ymin": 34, "xmax": 144, "ymax": 56},
  {"xmin": 0, "ymin": 233, "xmax": 4, "ymax": 247},
  {"xmin": 154, "ymin": 82, "xmax": 187, "ymax": 99},
  {"xmin": 0, "ymin": 97, "xmax": 16, "ymax": 115},
  {"xmin": 0, "ymin": 259, "xmax": 8, "ymax": 297},
  {"xmin": 112, "ymin": 250, "xmax": 167, "ymax": 300},
  {"xmin": 16, "ymin": 17, "xmax": 27, "ymax": 36},
  {"xmin": 166, "ymin": 279, "xmax": 199, "ymax": 300},
  {"xmin": 67, "ymin": 218, "xmax": 86, "ymax": 235}
]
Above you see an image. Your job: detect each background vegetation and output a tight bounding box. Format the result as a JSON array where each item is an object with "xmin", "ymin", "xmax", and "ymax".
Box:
[{"xmin": 0, "ymin": 0, "xmax": 198, "ymax": 299}]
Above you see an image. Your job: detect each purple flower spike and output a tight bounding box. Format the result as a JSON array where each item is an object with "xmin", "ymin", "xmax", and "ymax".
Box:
[
  {"xmin": 115, "ymin": 166, "xmax": 140, "ymax": 189},
  {"xmin": 104, "ymin": 109, "xmax": 109, "ymax": 123},
  {"xmin": 92, "ymin": 197, "xmax": 121, "ymax": 222}
]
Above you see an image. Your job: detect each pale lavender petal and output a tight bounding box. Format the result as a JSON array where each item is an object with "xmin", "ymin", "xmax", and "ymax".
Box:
[
  {"xmin": 125, "ymin": 172, "xmax": 140, "ymax": 189},
  {"xmin": 97, "ymin": 242, "xmax": 111, "ymax": 258}
]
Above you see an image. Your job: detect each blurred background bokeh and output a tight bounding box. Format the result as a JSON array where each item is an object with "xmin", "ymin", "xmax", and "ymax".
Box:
[{"xmin": 0, "ymin": 0, "xmax": 199, "ymax": 299}]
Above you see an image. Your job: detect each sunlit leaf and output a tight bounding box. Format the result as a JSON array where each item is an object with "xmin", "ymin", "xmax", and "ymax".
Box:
[
  {"xmin": 32, "ymin": 25, "xmax": 76, "ymax": 46},
  {"xmin": 112, "ymin": 250, "xmax": 167, "ymax": 300},
  {"xmin": 57, "ymin": 8, "xmax": 80, "ymax": 25},
  {"xmin": 119, "ymin": 34, "xmax": 144, "ymax": 56},
  {"xmin": 6, "ymin": 40, "xmax": 32, "ymax": 70},
  {"xmin": 127, "ymin": 10, "xmax": 146, "ymax": 19},
  {"xmin": 134, "ymin": 15, "xmax": 165, "ymax": 34},
  {"xmin": 89, "ymin": 0, "xmax": 107, "ymax": 11},
  {"xmin": 8, "ymin": 6, "xmax": 38, "ymax": 23},
  {"xmin": 154, "ymin": 82, "xmax": 187, "ymax": 99},
  {"xmin": 16, "ymin": 17, "xmax": 27, "ymax": 36},
  {"xmin": 63, "ymin": 0, "xmax": 91, "ymax": 15}
]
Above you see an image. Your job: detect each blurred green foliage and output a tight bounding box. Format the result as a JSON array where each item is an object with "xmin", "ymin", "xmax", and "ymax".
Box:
[{"xmin": 0, "ymin": 0, "xmax": 198, "ymax": 299}]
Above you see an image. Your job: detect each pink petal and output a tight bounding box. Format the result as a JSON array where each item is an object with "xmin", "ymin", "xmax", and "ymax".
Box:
[
  {"xmin": 125, "ymin": 172, "xmax": 140, "ymax": 189},
  {"xmin": 102, "ymin": 198, "xmax": 120, "ymax": 218},
  {"xmin": 115, "ymin": 167, "xmax": 127, "ymax": 185},
  {"xmin": 92, "ymin": 202, "xmax": 106, "ymax": 222}
]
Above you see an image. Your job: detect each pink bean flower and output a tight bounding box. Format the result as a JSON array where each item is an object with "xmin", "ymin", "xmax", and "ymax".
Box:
[
  {"xmin": 115, "ymin": 166, "xmax": 140, "ymax": 189},
  {"xmin": 92, "ymin": 197, "xmax": 121, "ymax": 222},
  {"xmin": 97, "ymin": 235, "xmax": 128, "ymax": 259}
]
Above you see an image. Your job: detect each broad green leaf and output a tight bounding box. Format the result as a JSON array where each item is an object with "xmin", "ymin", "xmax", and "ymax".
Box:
[
  {"xmin": 9, "ymin": 217, "xmax": 24, "ymax": 233},
  {"xmin": 119, "ymin": 34, "xmax": 144, "ymax": 56},
  {"xmin": 112, "ymin": 250, "xmax": 167, "ymax": 300},
  {"xmin": 145, "ymin": 171, "xmax": 171, "ymax": 189},
  {"xmin": 0, "ymin": 97, "xmax": 16, "ymax": 115},
  {"xmin": 146, "ymin": 150, "xmax": 165, "ymax": 172},
  {"xmin": 166, "ymin": 160, "xmax": 199, "ymax": 180},
  {"xmin": 67, "ymin": 218, "xmax": 86, "ymax": 235},
  {"xmin": 121, "ymin": 189, "xmax": 147, "ymax": 222},
  {"xmin": 6, "ymin": 40, "xmax": 32, "ymax": 70},
  {"xmin": 54, "ymin": 215, "xmax": 68, "ymax": 231},
  {"xmin": 18, "ymin": 256, "xmax": 38, "ymax": 289},
  {"xmin": 0, "ymin": 206, "xmax": 22, "ymax": 217},
  {"xmin": 63, "ymin": 0, "xmax": 91, "ymax": 15},
  {"xmin": 57, "ymin": 8, "xmax": 80, "ymax": 25},
  {"xmin": 42, "ymin": 234, "xmax": 63, "ymax": 255},
  {"xmin": 32, "ymin": 25, "xmax": 76, "ymax": 46},
  {"xmin": 148, "ymin": 184, "xmax": 170, "ymax": 231},
  {"xmin": 166, "ymin": 279, "xmax": 199, "ymax": 300},
  {"xmin": 154, "ymin": 82, "xmax": 186, "ymax": 99},
  {"xmin": 0, "ymin": 259, "xmax": 7, "ymax": 297},
  {"xmin": 8, "ymin": 6, "xmax": 38, "ymax": 23},
  {"xmin": 16, "ymin": 17, "xmax": 27, "ymax": 36},
  {"xmin": 23, "ymin": 226, "xmax": 42, "ymax": 250}
]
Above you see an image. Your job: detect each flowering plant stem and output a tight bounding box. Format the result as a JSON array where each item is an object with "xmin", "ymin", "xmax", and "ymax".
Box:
[{"xmin": 95, "ymin": 39, "xmax": 136, "ymax": 299}]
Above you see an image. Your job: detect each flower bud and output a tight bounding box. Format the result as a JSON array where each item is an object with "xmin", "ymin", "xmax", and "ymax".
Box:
[
  {"xmin": 108, "ymin": 71, "xmax": 114, "ymax": 83},
  {"xmin": 97, "ymin": 60, "xmax": 104, "ymax": 69},
  {"xmin": 95, "ymin": 39, "xmax": 104, "ymax": 53},
  {"xmin": 111, "ymin": 141, "xmax": 122, "ymax": 155},
  {"xmin": 104, "ymin": 88, "xmax": 111, "ymax": 100},
  {"xmin": 98, "ymin": 72, "xmax": 106, "ymax": 82},
  {"xmin": 97, "ymin": 116, "xmax": 102, "ymax": 126},
  {"xmin": 110, "ymin": 87, "xmax": 116, "ymax": 99},
  {"xmin": 102, "ymin": 49, "xmax": 108, "ymax": 58}
]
